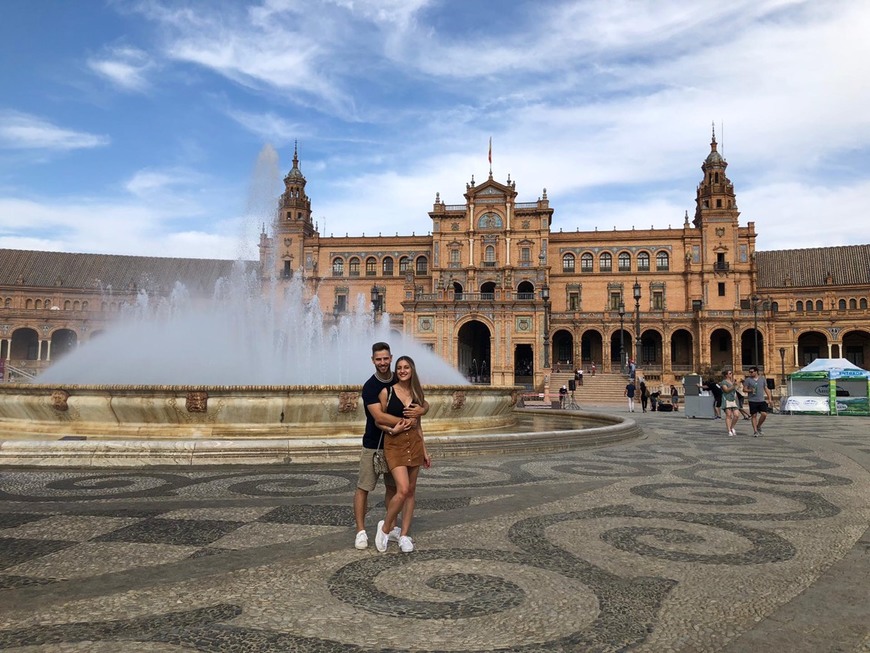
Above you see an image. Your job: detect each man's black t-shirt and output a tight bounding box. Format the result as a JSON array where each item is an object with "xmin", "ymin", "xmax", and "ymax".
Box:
[{"xmin": 361, "ymin": 374, "xmax": 396, "ymax": 449}]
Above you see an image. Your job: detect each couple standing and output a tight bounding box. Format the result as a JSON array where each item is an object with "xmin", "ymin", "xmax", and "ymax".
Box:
[{"xmin": 353, "ymin": 342, "xmax": 432, "ymax": 554}]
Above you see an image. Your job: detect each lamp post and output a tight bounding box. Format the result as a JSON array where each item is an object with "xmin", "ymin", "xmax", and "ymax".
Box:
[
  {"xmin": 751, "ymin": 294, "xmax": 760, "ymax": 368},
  {"xmin": 779, "ymin": 347, "xmax": 786, "ymax": 386},
  {"xmin": 542, "ymin": 284, "xmax": 551, "ymax": 369},
  {"xmin": 618, "ymin": 301, "xmax": 626, "ymax": 374},
  {"xmin": 633, "ymin": 279, "xmax": 642, "ymax": 366}
]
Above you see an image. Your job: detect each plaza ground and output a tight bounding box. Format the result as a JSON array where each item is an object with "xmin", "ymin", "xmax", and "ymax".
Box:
[{"xmin": 0, "ymin": 408, "xmax": 867, "ymax": 652}]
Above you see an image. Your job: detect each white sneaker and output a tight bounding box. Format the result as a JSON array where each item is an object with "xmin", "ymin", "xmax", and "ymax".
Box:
[
  {"xmin": 388, "ymin": 526, "xmax": 401, "ymax": 542},
  {"xmin": 374, "ymin": 520, "xmax": 388, "ymax": 552},
  {"xmin": 354, "ymin": 529, "xmax": 368, "ymax": 550},
  {"xmin": 728, "ymin": 429, "xmax": 734, "ymax": 437},
  {"xmin": 399, "ymin": 535, "xmax": 414, "ymax": 553}
]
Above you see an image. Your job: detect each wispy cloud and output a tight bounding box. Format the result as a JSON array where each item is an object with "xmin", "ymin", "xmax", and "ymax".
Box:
[
  {"xmin": 0, "ymin": 111, "xmax": 109, "ymax": 151},
  {"xmin": 87, "ymin": 45, "xmax": 155, "ymax": 92},
  {"xmin": 226, "ymin": 109, "xmax": 306, "ymax": 145}
]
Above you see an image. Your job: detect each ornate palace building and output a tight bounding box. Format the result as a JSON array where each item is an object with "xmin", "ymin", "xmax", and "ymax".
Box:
[{"xmin": 2, "ymin": 135, "xmax": 869, "ymax": 389}]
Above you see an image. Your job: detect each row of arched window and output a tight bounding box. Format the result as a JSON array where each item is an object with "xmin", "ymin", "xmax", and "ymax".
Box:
[
  {"xmin": 1, "ymin": 298, "xmax": 131, "ymax": 312},
  {"xmin": 332, "ymin": 255, "xmax": 429, "ymax": 277},
  {"xmin": 797, "ymin": 298, "xmax": 869, "ymax": 312},
  {"xmin": 562, "ymin": 251, "xmax": 670, "ymax": 274}
]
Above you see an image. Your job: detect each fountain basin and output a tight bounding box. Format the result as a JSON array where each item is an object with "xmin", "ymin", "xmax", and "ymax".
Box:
[
  {"xmin": 0, "ymin": 384, "xmax": 642, "ymax": 466},
  {"xmin": 0, "ymin": 384, "xmax": 521, "ymax": 439}
]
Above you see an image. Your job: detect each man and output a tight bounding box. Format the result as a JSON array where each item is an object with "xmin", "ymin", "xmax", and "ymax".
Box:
[
  {"xmin": 743, "ymin": 366, "xmax": 773, "ymax": 436},
  {"xmin": 624, "ymin": 380, "xmax": 636, "ymax": 412},
  {"xmin": 702, "ymin": 378, "xmax": 723, "ymax": 419},
  {"xmin": 353, "ymin": 342, "xmax": 427, "ymax": 549},
  {"xmin": 559, "ymin": 384, "xmax": 568, "ymax": 408}
]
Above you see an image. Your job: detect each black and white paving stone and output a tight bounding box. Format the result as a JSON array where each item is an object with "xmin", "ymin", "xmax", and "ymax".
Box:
[{"xmin": 0, "ymin": 411, "xmax": 867, "ymax": 652}]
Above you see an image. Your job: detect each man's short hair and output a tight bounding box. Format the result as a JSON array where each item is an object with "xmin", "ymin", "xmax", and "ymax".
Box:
[
  {"xmin": 372, "ymin": 341, "xmax": 391, "ymax": 355},
  {"xmin": 749, "ymin": 366, "xmax": 759, "ymax": 373}
]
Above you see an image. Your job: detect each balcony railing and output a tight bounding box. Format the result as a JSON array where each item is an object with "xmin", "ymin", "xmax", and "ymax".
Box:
[{"xmin": 714, "ymin": 261, "xmax": 730, "ymax": 272}]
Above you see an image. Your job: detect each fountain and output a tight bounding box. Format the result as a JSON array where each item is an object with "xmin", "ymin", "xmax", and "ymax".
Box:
[{"xmin": 0, "ymin": 147, "xmax": 639, "ymax": 465}]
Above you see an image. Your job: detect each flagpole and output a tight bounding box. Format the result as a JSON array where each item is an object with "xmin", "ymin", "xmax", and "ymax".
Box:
[{"xmin": 488, "ymin": 137, "xmax": 492, "ymax": 177}]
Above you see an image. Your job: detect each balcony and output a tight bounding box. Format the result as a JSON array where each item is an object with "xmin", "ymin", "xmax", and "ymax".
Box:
[{"xmin": 714, "ymin": 261, "xmax": 730, "ymax": 272}]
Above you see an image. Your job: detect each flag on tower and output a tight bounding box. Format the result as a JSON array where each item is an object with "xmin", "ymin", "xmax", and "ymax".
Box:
[{"xmin": 488, "ymin": 137, "xmax": 492, "ymax": 165}]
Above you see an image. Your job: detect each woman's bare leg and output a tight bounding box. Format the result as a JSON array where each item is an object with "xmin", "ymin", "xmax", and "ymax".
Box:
[
  {"xmin": 382, "ymin": 465, "xmax": 409, "ymax": 534},
  {"xmin": 400, "ymin": 466, "xmax": 420, "ymax": 536}
]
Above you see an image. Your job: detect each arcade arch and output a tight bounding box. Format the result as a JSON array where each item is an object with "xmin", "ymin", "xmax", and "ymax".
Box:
[
  {"xmin": 457, "ymin": 319, "xmax": 491, "ymax": 384},
  {"xmin": 709, "ymin": 328, "xmax": 734, "ymax": 369}
]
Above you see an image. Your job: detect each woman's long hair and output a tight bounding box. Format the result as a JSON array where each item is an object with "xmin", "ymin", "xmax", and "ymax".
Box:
[{"xmin": 396, "ymin": 355, "xmax": 425, "ymax": 406}]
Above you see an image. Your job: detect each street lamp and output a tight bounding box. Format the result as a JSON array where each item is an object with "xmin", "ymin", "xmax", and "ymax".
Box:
[
  {"xmin": 618, "ymin": 301, "xmax": 626, "ymax": 374},
  {"xmin": 633, "ymin": 279, "xmax": 642, "ymax": 365},
  {"xmin": 779, "ymin": 347, "xmax": 786, "ymax": 386},
  {"xmin": 541, "ymin": 284, "xmax": 551, "ymax": 369},
  {"xmin": 751, "ymin": 295, "xmax": 760, "ymax": 368}
]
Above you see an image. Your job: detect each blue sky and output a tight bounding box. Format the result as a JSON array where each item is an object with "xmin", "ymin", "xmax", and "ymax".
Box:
[{"xmin": 1, "ymin": 0, "xmax": 868, "ymax": 260}]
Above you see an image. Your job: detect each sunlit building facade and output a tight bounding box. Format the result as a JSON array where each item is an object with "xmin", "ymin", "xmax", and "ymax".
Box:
[{"xmin": 2, "ymin": 136, "xmax": 869, "ymax": 389}]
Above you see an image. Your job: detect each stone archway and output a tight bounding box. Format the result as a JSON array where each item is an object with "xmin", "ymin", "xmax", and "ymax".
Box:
[
  {"xmin": 842, "ymin": 329, "xmax": 870, "ymax": 368},
  {"xmin": 709, "ymin": 328, "xmax": 733, "ymax": 369},
  {"xmin": 10, "ymin": 328, "xmax": 39, "ymax": 361},
  {"xmin": 740, "ymin": 328, "xmax": 765, "ymax": 368},
  {"xmin": 639, "ymin": 329, "xmax": 662, "ymax": 368},
  {"xmin": 458, "ymin": 320, "xmax": 491, "ymax": 384},
  {"xmin": 610, "ymin": 329, "xmax": 633, "ymax": 372},
  {"xmin": 580, "ymin": 330, "xmax": 603, "ymax": 370},
  {"xmin": 552, "ymin": 329, "xmax": 574, "ymax": 370},
  {"xmin": 514, "ymin": 344, "xmax": 533, "ymax": 386},
  {"xmin": 797, "ymin": 331, "xmax": 828, "ymax": 367},
  {"xmin": 670, "ymin": 329, "xmax": 694, "ymax": 372},
  {"xmin": 50, "ymin": 329, "xmax": 78, "ymax": 360}
]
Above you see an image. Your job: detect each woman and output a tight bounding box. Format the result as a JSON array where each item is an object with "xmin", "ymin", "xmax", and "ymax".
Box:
[
  {"xmin": 670, "ymin": 385, "xmax": 679, "ymax": 411},
  {"xmin": 720, "ymin": 369, "xmax": 740, "ymax": 436},
  {"xmin": 639, "ymin": 380, "xmax": 649, "ymax": 413},
  {"xmin": 374, "ymin": 356, "xmax": 431, "ymax": 554}
]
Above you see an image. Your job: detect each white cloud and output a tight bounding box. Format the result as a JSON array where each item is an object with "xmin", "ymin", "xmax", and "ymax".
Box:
[
  {"xmin": 87, "ymin": 45, "xmax": 155, "ymax": 91},
  {"xmin": 226, "ymin": 110, "xmax": 306, "ymax": 144},
  {"xmin": 0, "ymin": 111, "xmax": 110, "ymax": 151}
]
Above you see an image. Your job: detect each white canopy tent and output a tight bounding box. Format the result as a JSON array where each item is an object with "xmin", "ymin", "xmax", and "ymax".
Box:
[{"xmin": 784, "ymin": 358, "xmax": 870, "ymax": 415}]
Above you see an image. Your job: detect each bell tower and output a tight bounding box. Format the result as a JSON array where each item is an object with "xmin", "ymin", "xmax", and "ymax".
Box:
[
  {"xmin": 693, "ymin": 125, "xmax": 739, "ymax": 228},
  {"xmin": 271, "ymin": 142, "xmax": 315, "ymax": 279}
]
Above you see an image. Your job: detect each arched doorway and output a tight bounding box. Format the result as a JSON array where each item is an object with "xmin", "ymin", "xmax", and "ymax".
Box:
[
  {"xmin": 740, "ymin": 328, "xmax": 765, "ymax": 368},
  {"xmin": 797, "ymin": 331, "xmax": 828, "ymax": 367},
  {"xmin": 452, "ymin": 281, "xmax": 463, "ymax": 300},
  {"xmin": 10, "ymin": 328, "xmax": 39, "ymax": 361},
  {"xmin": 639, "ymin": 329, "xmax": 662, "ymax": 368},
  {"xmin": 552, "ymin": 329, "xmax": 574, "ymax": 370},
  {"xmin": 842, "ymin": 330, "xmax": 870, "ymax": 368},
  {"xmin": 580, "ymin": 329, "xmax": 602, "ymax": 370},
  {"xmin": 670, "ymin": 329, "xmax": 694, "ymax": 372},
  {"xmin": 709, "ymin": 328, "xmax": 733, "ymax": 369},
  {"xmin": 516, "ymin": 280, "xmax": 534, "ymax": 300},
  {"xmin": 514, "ymin": 344, "xmax": 533, "ymax": 386},
  {"xmin": 480, "ymin": 282, "xmax": 495, "ymax": 300},
  {"xmin": 458, "ymin": 320, "xmax": 491, "ymax": 384},
  {"xmin": 610, "ymin": 329, "xmax": 633, "ymax": 373},
  {"xmin": 50, "ymin": 329, "xmax": 78, "ymax": 360}
]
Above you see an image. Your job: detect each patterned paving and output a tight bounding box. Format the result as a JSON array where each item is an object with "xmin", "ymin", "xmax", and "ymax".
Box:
[{"xmin": 0, "ymin": 412, "xmax": 867, "ymax": 652}]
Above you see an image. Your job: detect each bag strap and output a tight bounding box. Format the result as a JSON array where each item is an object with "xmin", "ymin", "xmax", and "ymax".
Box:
[{"xmin": 376, "ymin": 386, "xmax": 394, "ymax": 450}]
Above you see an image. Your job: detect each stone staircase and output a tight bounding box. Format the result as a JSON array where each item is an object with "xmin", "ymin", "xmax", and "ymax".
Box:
[{"xmin": 548, "ymin": 371, "xmax": 631, "ymax": 406}]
